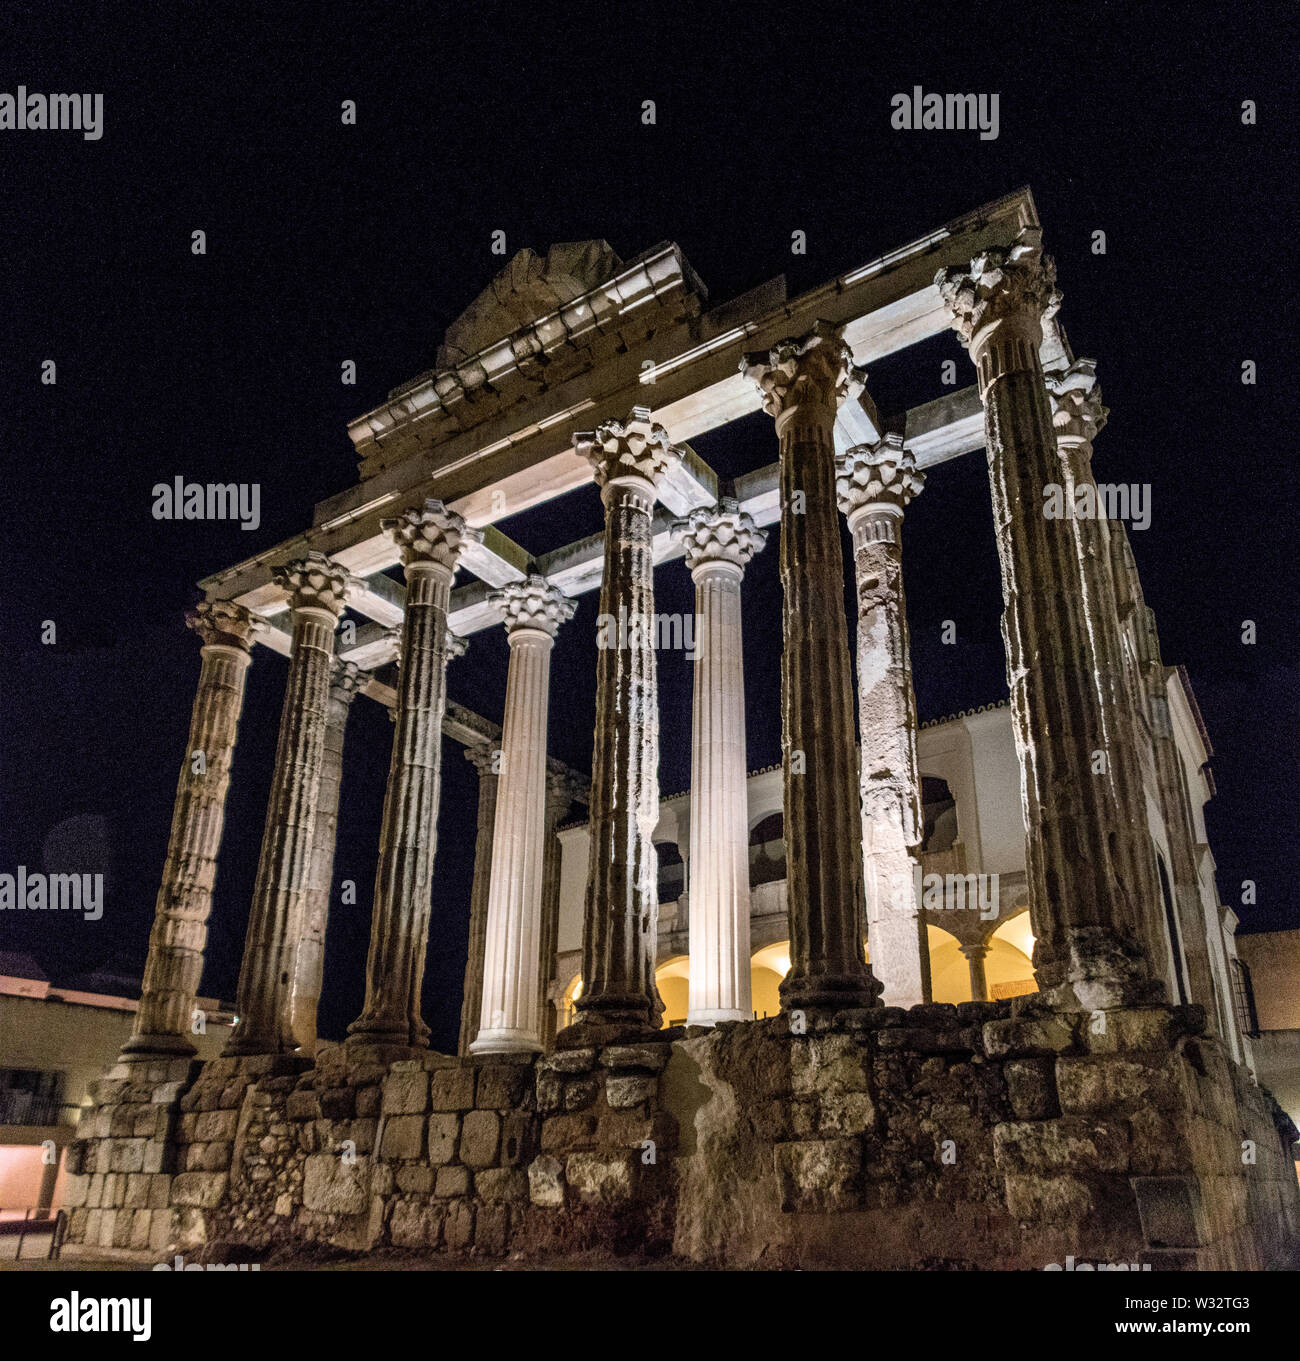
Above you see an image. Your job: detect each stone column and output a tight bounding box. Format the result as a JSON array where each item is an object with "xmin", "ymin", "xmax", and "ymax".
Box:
[
  {"xmin": 1043, "ymin": 358, "xmax": 1168, "ymax": 973},
  {"xmin": 227, "ymin": 554, "xmax": 350, "ymax": 1055},
  {"xmin": 536, "ymin": 770, "xmax": 579, "ymax": 1050},
  {"xmin": 472, "ymin": 578, "xmax": 576, "ymax": 1054},
  {"xmin": 562, "ymin": 407, "xmax": 682, "ymax": 1043},
  {"xmin": 835, "ymin": 434, "xmax": 931, "ymax": 1009},
  {"xmin": 961, "ymin": 942, "xmax": 991, "ymax": 1003},
  {"xmin": 291, "ymin": 659, "xmax": 363, "ymax": 1056},
  {"xmin": 743, "ymin": 324, "xmax": 880, "ymax": 1011},
  {"xmin": 121, "ymin": 601, "xmax": 261, "ymax": 1060},
  {"xmin": 936, "ymin": 228, "xmax": 1159, "ymax": 1009},
  {"xmin": 348, "ymin": 500, "xmax": 477, "ymax": 1051},
  {"xmin": 457, "ymin": 742, "xmax": 500, "ymax": 1056},
  {"xmin": 671, "ymin": 499, "xmax": 766, "ymax": 1025}
]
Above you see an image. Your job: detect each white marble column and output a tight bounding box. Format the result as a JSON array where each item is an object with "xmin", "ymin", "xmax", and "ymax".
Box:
[
  {"xmin": 835, "ymin": 434, "xmax": 930, "ymax": 1009},
  {"xmin": 743, "ymin": 324, "xmax": 881, "ymax": 1012},
  {"xmin": 563, "ymin": 407, "xmax": 682, "ymax": 1044},
  {"xmin": 473, "ymin": 577, "xmax": 576, "ymax": 1054},
  {"xmin": 937, "ymin": 228, "xmax": 1160, "ymax": 1009},
  {"xmin": 457, "ymin": 742, "xmax": 500, "ymax": 1056},
  {"xmin": 122, "ymin": 601, "xmax": 261, "ymax": 1060},
  {"xmin": 348, "ymin": 500, "xmax": 478, "ymax": 1051},
  {"xmin": 291, "ymin": 658, "xmax": 363, "ymax": 1056},
  {"xmin": 671, "ymin": 499, "xmax": 766, "ymax": 1025},
  {"xmin": 227, "ymin": 555, "xmax": 350, "ymax": 1056}
]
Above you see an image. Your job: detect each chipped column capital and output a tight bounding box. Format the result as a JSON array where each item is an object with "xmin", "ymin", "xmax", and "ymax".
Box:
[
  {"xmin": 464, "ymin": 740, "xmax": 499, "ymax": 776},
  {"xmin": 741, "ymin": 321, "xmax": 864, "ymax": 433},
  {"xmin": 186, "ymin": 599, "xmax": 264, "ymax": 653},
  {"xmin": 272, "ymin": 552, "xmax": 351, "ymax": 619},
  {"xmin": 382, "ymin": 498, "xmax": 483, "ymax": 574},
  {"xmin": 670, "ymin": 497, "xmax": 767, "ymax": 578},
  {"xmin": 489, "ymin": 575, "xmax": 577, "ymax": 641},
  {"xmin": 329, "ymin": 658, "xmax": 365, "ymax": 705},
  {"xmin": 577, "ymin": 406, "xmax": 682, "ymax": 498},
  {"xmin": 835, "ymin": 434, "xmax": 925, "ymax": 528},
  {"xmin": 935, "ymin": 226, "xmax": 1057, "ymax": 360},
  {"xmin": 1045, "ymin": 358, "xmax": 1108, "ymax": 445}
]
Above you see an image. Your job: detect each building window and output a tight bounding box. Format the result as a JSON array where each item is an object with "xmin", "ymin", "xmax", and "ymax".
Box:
[
  {"xmin": 0, "ymin": 1069, "xmax": 66, "ymax": 1126},
  {"xmin": 655, "ymin": 842, "xmax": 684, "ymax": 905},
  {"xmin": 920, "ymin": 777, "xmax": 958, "ymax": 854},
  {"xmin": 1230, "ymin": 958, "xmax": 1260, "ymax": 1039},
  {"xmin": 748, "ymin": 813, "xmax": 786, "ymax": 886}
]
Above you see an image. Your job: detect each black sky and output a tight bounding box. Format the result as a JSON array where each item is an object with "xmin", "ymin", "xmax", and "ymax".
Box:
[{"xmin": 1, "ymin": 1, "xmax": 1295, "ymax": 1051}]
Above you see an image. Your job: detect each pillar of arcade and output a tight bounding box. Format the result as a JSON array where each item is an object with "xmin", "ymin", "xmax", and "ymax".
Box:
[
  {"xmin": 561, "ymin": 407, "xmax": 682, "ymax": 1044},
  {"xmin": 226, "ymin": 554, "xmax": 350, "ymax": 1056},
  {"xmin": 472, "ymin": 577, "xmax": 576, "ymax": 1054},
  {"xmin": 671, "ymin": 499, "xmax": 766, "ymax": 1025},
  {"xmin": 457, "ymin": 742, "xmax": 500, "ymax": 1055},
  {"xmin": 348, "ymin": 500, "xmax": 477, "ymax": 1051},
  {"xmin": 961, "ymin": 942, "xmax": 990, "ymax": 1003},
  {"xmin": 835, "ymin": 433, "xmax": 931, "ymax": 1009},
  {"xmin": 121, "ymin": 600, "xmax": 261, "ymax": 1060},
  {"xmin": 936, "ymin": 228, "xmax": 1160, "ymax": 1009},
  {"xmin": 291, "ymin": 658, "xmax": 364, "ymax": 1056},
  {"xmin": 743, "ymin": 324, "xmax": 881, "ymax": 1011}
]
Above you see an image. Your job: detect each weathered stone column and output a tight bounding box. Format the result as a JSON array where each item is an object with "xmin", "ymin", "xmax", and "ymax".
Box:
[
  {"xmin": 457, "ymin": 742, "xmax": 499, "ymax": 1056},
  {"xmin": 743, "ymin": 324, "xmax": 880, "ymax": 1011},
  {"xmin": 671, "ymin": 499, "xmax": 766, "ymax": 1025},
  {"xmin": 1043, "ymin": 358, "xmax": 1168, "ymax": 973},
  {"xmin": 562, "ymin": 407, "xmax": 682, "ymax": 1043},
  {"xmin": 348, "ymin": 501, "xmax": 478, "ymax": 1051},
  {"xmin": 473, "ymin": 577, "xmax": 576, "ymax": 1054},
  {"xmin": 961, "ymin": 942, "xmax": 991, "ymax": 1003},
  {"xmin": 536, "ymin": 769, "xmax": 580, "ymax": 1049},
  {"xmin": 835, "ymin": 434, "xmax": 931, "ymax": 1009},
  {"xmin": 121, "ymin": 601, "xmax": 261, "ymax": 1060},
  {"xmin": 291, "ymin": 659, "xmax": 363, "ymax": 1056},
  {"xmin": 936, "ymin": 228, "xmax": 1159, "ymax": 1009},
  {"xmin": 227, "ymin": 555, "xmax": 350, "ymax": 1055}
]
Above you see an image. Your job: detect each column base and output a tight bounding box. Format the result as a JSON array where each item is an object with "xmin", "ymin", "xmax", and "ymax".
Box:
[
  {"xmin": 555, "ymin": 1014, "xmax": 664, "ymax": 1051},
  {"xmin": 779, "ymin": 969, "xmax": 883, "ymax": 1013},
  {"xmin": 686, "ymin": 1008, "xmax": 749, "ymax": 1027},
  {"xmin": 1041, "ymin": 926, "xmax": 1167, "ymax": 1011},
  {"xmin": 469, "ymin": 1028, "xmax": 542, "ymax": 1056},
  {"xmin": 117, "ymin": 1033, "xmax": 198, "ymax": 1062}
]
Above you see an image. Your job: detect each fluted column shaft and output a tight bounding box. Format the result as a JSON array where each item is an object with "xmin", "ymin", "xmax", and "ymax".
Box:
[
  {"xmin": 349, "ymin": 501, "xmax": 476, "ymax": 1050},
  {"xmin": 458, "ymin": 744, "xmax": 500, "ymax": 1056},
  {"xmin": 123, "ymin": 602, "xmax": 258, "ymax": 1059},
  {"xmin": 566, "ymin": 408, "xmax": 681, "ymax": 1041},
  {"xmin": 536, "ymin": 773, "xmax": 576, "ymax": 1050},
  {"xmin": 291, "ymin": 660, "xmax": 362, "ymax": 1055},
  {"xmin": 838, "ymin": 436, "xmax": 930, "ymax": 1008},
  {"xmin": 938, "ymin": 232, "xmax": 1158, "ymax": 1009},
  {"xmin": 228, "ymin": 556, "xmax": 349, "ymax": 1055},
  {"xmin": 744, "ymin": 326, "xmax": 878, "ymax": 1011}
]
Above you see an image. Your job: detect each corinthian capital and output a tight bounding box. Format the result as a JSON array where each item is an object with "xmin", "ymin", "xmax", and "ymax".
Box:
[
  {"xmin": 670, "ymin": 498, "xmax": 767, "ymax": 576},
  {"xmin": 272, "ymin": 553, "xmax": 350, "ymax": 619},
  {"xmin": 1044, "ymin": 358, "xmax": 1108, "ymax": 444},
  {"xmin": 741, "ymin": 320, "xmax": 864, "ymax": 421},
  {"xmin": 187, "ymin": 599, "xmax": 264, "ymax": 652},
  {"xmin": 383, "ymin": 498, "xmax": 482, "ymax": 572},
  {"xmin": 935, "ymin": 226, "xmax": 1057, "ymax": 350},
  {"xmin": 578, "ymin": 406, "xmax": 682, "ymax": 493},
  {"xmin": 489, "ymin": 575, "xmax": 577, "ymax": 639},
  {"xmin": 835, "ymin": 434, "xmax": 925, "ymax": 518}
]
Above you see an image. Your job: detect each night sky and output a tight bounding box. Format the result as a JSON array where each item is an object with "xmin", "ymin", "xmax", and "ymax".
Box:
[{"xmin": 1, "ymin": 3, "xmax": 1295, "ymax": 1052}]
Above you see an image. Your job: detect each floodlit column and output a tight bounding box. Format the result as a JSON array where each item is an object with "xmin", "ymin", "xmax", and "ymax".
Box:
[
  {"xmin": 291, "ymin": 659, "xmax": 363, "ymax": 1056},
  {"xmin": 348, "ymin": 501, "xmax": 478, "ymax": 1050},
  {"xmin": 1044, "ymin": 357, "xmax": 1168, "ymax": 972},
  {"xmin": 227, "ymin": 555, "xmax": 350, "ymax": 1055},
  {"xmin": 961, "ymin": 942, "xmax": 991, "ymax": 1003},
  {"xmin": 473, "ymin": 578, "xmax": 576, "ymax": 1054},
  {"xmin": 671, "ymin": 499, "xmax": 767, "ymax": 1025},
  {"xmin": 564, "ymin": 407, "xmax": 682, "ymax": 1042},
  {"xmin": 835, "ymin": 434, "xmax": 930, "ymax": 1009},
  {"xmin": 536, "ymin": 770, "xmax": 579, "ymax": 1049},
  {"xmin": 457, "ymin": 742, "xmax": 500, "ymax": 1056},
  {"xmin": 121, "ymin": 601, "xmax": 261, "ymax": 1060},
  {"xmin": 743, "ymin": 323, "xmax": 880, "ymax": 1011},
  {"xmin": 936, "ymin": 228, "xmax": 1159, "ymax": 1009}
]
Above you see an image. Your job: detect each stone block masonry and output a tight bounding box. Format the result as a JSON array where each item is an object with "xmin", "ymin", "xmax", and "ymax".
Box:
[{"xmin": 62, "ymin": 1000, "xmax": 1298, "ymax": 1269}]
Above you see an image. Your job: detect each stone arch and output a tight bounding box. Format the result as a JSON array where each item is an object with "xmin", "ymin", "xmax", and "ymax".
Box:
[
  {"xmin": 985, "ymin": 908, "xmax": 1038, "ymax": 1000},
  {"xmin": 654, "ymin": 954, "xmax": 690, "ymax": 1029}
]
